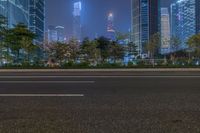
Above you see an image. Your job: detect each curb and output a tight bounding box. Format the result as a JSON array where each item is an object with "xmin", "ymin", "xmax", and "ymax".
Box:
[{"xmin": 0, "ymin": 68, "xmax": 200, "ymax": 72}]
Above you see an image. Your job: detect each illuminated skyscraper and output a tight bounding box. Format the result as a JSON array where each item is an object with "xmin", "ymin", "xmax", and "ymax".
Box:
[
  {"xmin": 48, "ymin": 25, "xmax": 65, "ymax": 43},
  {"xmin": 0, "ymin": 0, "xmax": 29, "ymax": 28},
  {"xmin": 131, "ymin": 0, "xmax": 160, "ymax": 56},
  {"xmin": 161, "ymin": 8, "xmax": 170, "ymax": 54},
  {"xmin": 48, "ymin": 25, "xmax": 58, "ymax": 43},
  {"xmin": 56, "ymin": 26, "xmax": 65, "ymax": 43},
  {"xmin": 170, "ymin": 0, "xmax": 200, "ymax": 50},
  {"xmin": 107, "ymin": 12, "xmax": 115, "ymax": 40},
  {"xmin": 73, "ymin": 1, "xmax": 82, "ymax": 42},
  {"xmin": 29, "ymin": 0, "xmax": 45, "ymax": 44}
]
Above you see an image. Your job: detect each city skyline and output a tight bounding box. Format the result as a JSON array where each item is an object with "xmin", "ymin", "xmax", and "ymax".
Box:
[{"xmin": 46, "ymin": 0, "xmax": 173, "ymax": 39}]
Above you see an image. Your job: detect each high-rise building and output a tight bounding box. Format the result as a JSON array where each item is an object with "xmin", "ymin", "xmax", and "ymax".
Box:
[
  {"xmin": 47, "ymin": 25, "xmax": 58, "ymax": 43},
  {"xmin": 195, "ymin": 0, "xmax": 200, "ymax": 34},
  {"xmin": 73, "ymin": 1, "xmax": 82, "ymax": 42},
  {"xmin": 0, "ymin": 0, "xmax": 29, "ymax": 28},
  {"xmin": 131, "ymin": 0, "xmax": 160, "ymax": 56},
  {"xmin": 56, "ymin": 26, "xmax": 65, "ymax": 42},
  {"xmin": 107, "ymin": 12, "xmax": 115, "ymax": 40},
  {"xmin": 170, "ymin": 0, "xmax": 200, "ymax": 50},
  {"xmin": 161, "ymin": 8, "xmax": 170, "ymax": 54},
  {"xmin": 29, "ymin": 0, "xmax": 45, "ymax": 44},
  {"xmin": 47, "ymin": 25, "xmax": 65, "ymax": 43}
]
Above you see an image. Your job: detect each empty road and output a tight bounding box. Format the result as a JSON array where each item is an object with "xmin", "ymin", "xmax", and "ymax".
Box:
[{"xmin": 0, "ymin": 70, "xmax": 200, "ymax": 132}]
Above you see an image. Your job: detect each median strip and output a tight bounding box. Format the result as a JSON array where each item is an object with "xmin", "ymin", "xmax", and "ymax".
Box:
[
  {"xmin": 0, "ymin": 94, "xmax": 84, "ymax": 97},
  {"xmin": 0, "ymin": 81, "xmax": 95, "ymax": 84}
]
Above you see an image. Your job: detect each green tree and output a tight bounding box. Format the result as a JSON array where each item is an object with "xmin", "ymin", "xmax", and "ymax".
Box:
[
  {"xmin": 67, "ymin": 38, "xmax": 80, "ymax": 62},
  {"xmin": 109, "ymin": 41, "xmax": 124, "ymax": 63},
  {"xmin": 115, "ymin": 31, "xmax": 129, "ymax": 41},
  {"xmin": 48, "ymin": 42, "xmax": 68, "ymax": 64},
  {"xmin": 187, "ymin": 34, "xmax": 200, "ymax": 60},
  {"xmin": 170, "ymin": 36, "xmax": 181, "ymax": 63},
  {"xmin": 81, "ymin": 37, "xmax": 100, "ymax": 64},
  {"xmin": 127, "ymin": 42, "xmax": 138, "ymax": 57},
  {"xmin": 5, "ymin": 23, "xmax": 36, "ymax": 63},
  {"xmin": 20, "ymin": 37, "xmax": 37, "ymax": 62},
  {"xmin": 146, "ymin": 33, "xmax": 160, "ymax": 67},
  {"xmin": 0, "ymin": 15, "xmax": 7, "ymax": 64},
  {"xmin": 96, "ymin": 36, "xmax": 111, "ymax": 63},
  {"xmin": 146, "ymin": 33, "xmax": 160, "ymax": 59}
]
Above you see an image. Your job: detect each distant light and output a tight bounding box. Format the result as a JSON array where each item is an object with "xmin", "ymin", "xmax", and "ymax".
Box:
[{"xmin": 109, "ymin": 13, "xmax": 113, "ymax": 17}]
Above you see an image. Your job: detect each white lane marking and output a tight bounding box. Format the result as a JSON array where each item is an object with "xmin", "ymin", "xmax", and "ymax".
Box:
[
  {"xmin": 0, "ymin": 76, "xmax": 200, "ymax": 78},
  {"xmin": 0, "ymin": 81, "xmax": 95, "ymax": 84},
  {"xmin": 0, "ymin": 94, "xmax": 84, "ymax": 97}
]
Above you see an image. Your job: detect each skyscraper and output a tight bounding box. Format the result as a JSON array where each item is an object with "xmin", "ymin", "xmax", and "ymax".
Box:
[
  {"xmin": 107, "ymin": 12, "xmax": 115, "ymax": 40},
  {"xmin": 29, "ymin": 0, "xmax": 45, "ymax": 44},
  {"xmin": 56, "ymin": 26, "xmax": 65, "ymax": 43},
  {"xmin": 73, "ymin": 1, "xmax": 82, "ymax": 42},
  {"xmin": 161, "ymin": 8, "xmax": 170, "ymax": 54},
  {"xmin": 131, "ymin": 0, "xmax": 160, "ymax": 56},
  {"xmin": 48, "ymin": 25, "xmax": 58, "ymax": 43},
  {"xmin": 195, "ymin": 0, "xmax": 200, "ymax": 34},
  {"xmin": 0, "ymin": 0, "xmax": 29, "ymax": 28},
  {"xmin": 48, "ymin": 25, "xmax": 65, "ymax": 43},
  {"xmin": 170, "ymin": 0, "xmax": 199, "ymax": 50}
]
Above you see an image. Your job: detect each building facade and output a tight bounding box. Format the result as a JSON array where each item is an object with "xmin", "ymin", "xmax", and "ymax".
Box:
[
  {"xmin": 0, "ymin": 0, "xmax": 45, "ymax": 44},
  {"xmin": 196, "ymin": 0, "xmax": 200, "ymax": 34},
  {"xmin": 56, "ymin": 26, "xmax": 65, "ymax": 42},
  {"xmin": 161, "ymin": 8, "xmax": 170, "ymax": 54},
  {"xmin": 131, "ymin": 0, "xmax": 160, "ymax": 56},
  {"xmin": 73, "ymin": 1, "xmax": 82, "ymax": 42},
  {"xmin": 29, "ymin": 0, "xmax": 45, "ymax": 44},
  {"xmin": 47, "ymin": 25, "xmax": 65, "ymax": 43},
  {"xmin": 170, "ymin": 0, "xmax": 200, "ymax": 51},
  {"xmin": 0, "ymin": 0, "xmax": 29, "ymax": 28},
  {"xmin": 47, "ymin": 25, "xmax": 58, "ymax": 43}
]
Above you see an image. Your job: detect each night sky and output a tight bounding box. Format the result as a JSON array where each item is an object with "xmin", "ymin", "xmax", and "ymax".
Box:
[{"xmin": 46, "ymin": 0, "xmax": 173, "ymax": 39}]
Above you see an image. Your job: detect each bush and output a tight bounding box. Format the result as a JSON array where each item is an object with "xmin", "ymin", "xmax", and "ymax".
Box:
[{"xmin": 62, "ymin": 61, "xmax": 90, "ymax": 69}]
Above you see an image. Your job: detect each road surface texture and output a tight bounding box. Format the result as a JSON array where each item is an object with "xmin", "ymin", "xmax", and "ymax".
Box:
[{"xmin": 0, "ymin": 70, "xmax": 200, "ymax": 133}]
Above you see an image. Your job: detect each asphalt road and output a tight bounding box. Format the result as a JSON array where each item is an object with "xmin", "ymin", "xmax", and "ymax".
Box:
[{"xmin": 0, "ymin": 71, "xmax": 200, "ymax": 132}]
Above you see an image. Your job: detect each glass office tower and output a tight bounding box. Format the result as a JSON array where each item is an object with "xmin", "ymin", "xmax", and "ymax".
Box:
[
  {"xmin": 73, "ymin": 1, "xmax": 82, "ymax": 42},
  {"xmin": 0, "ymin": 0, "xmax": 29, "ymax": 28},
  {"xmin": 171, "ymin": 0, "xmax": 196, "ymax": 50},
  {"xmin": 131, "ymin": 0, "xmax": 160, "ymax": 56},
  {"xmin": 161, "ymin": 8, "xmax": 170, "ymax": 54},
  {"xmin": 195, "ymin": 0, "xmax": 200, "ymax": 34},
  {"xmin": 29, "ymin": 0, "xmax": 45, "ymax": 44}
]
